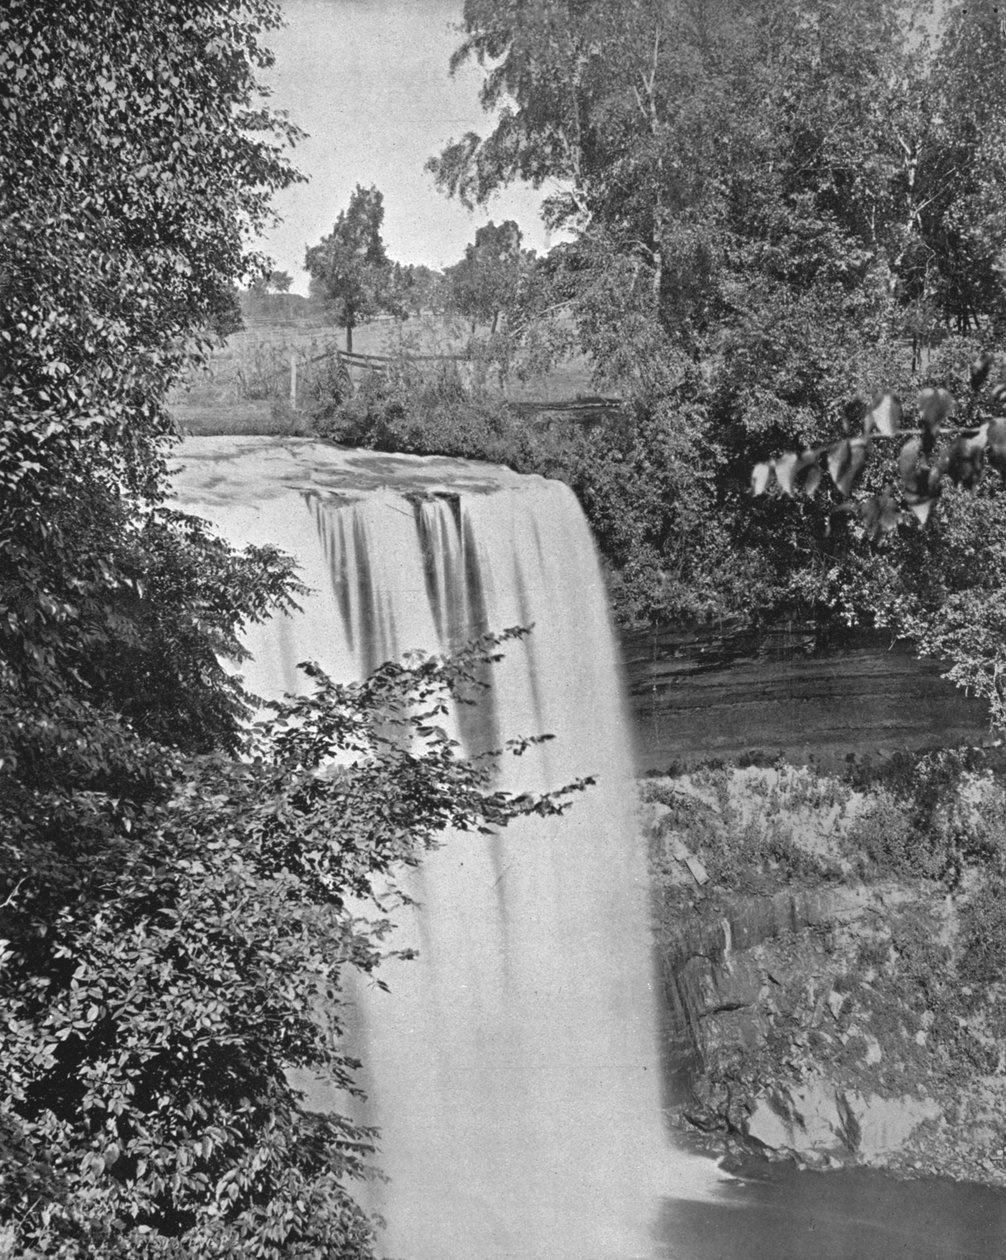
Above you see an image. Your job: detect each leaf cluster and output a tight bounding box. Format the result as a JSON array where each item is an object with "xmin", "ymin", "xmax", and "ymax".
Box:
[
  {"xmin": 751, "ymin": 351, "xmax": 1006, "ymax": 539},
  {"xmin": 3, "ymin": 614, "xmax": 578, "ymax": 1258}
]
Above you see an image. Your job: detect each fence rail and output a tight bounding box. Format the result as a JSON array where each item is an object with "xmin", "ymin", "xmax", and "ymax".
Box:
[
  {"xmin": 318, "ymin": 348, "xmax": 470, "ymax": 367},
  {"xmin": 259, "ymin": 344, "xmax": 474, "ymax": 406},
  {"xmin": 227, "ymin": 338, "xmax": 618, "ymax": 418}
]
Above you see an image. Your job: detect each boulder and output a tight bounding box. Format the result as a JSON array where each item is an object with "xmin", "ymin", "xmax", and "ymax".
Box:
[
  {"xmin": 747, "ymin": 1080, "xmax": 851, "ymax": 1157},
  {"xmin": 854, "ymin": 1092, "xmax": 942, "ymax": 1160},
  {"xmin": 746, "ymin": 1077, "xmax": 941, "ymax": 1164}
]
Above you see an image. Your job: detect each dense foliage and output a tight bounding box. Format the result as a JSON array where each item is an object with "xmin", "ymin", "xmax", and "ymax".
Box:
[
  {"xmin": 2, "ymin": 3, "xmax": 566, "ymax": 1255},
  {"xmin": 749, "ymin": 349, "xmax": 1006, "ymax": 727},
  {"xmin": 1, "ymin": 0, "xmax": 306, "ymax": 488},
  {"xmin": 427, "ymin": 3, "xmax": 1004, "ymax": 583},
  {"xmin": 2, "ymin": 625, "xmax": 579, "ymax": 1258},
  {"xmin": 382, "ymin": 0, "xmax": 1006, "ymax": 721}
]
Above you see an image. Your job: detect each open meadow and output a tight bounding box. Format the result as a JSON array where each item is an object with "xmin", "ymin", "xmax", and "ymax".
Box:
[{"xmin": 169, "ymin": 309, "xmax": 597, "ymax": 435}]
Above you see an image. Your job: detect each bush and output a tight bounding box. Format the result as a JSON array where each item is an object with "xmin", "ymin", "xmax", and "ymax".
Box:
[
  {"xmin": 959, "ymin": 876, "xmax": 1006, "ymax": 990},
  {"xmin": 312, "ymin": 358, "xmax": 556, "ymax": 469},
  {"xmin": 843, "ymin": 747, "xmax": 1006, "ymax": 882},
  {"xmin": 2, "ymin": 635, "xmax": 583, "ymax": 1257},
  {"xmin": 641, "ymin": 766, "xmax": 843, "ymax": 895},
  {"xmin": 843, "ymin": 787, "xmax": 932, "ymax": 879}
]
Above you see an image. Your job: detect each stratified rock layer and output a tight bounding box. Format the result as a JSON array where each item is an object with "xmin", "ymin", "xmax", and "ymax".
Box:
[{"xmin": 623, "ymin": 622, "xmax": 989, "ymax": 772}]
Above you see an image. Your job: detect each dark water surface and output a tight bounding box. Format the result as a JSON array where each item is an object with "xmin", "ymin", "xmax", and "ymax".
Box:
[{"xmin": 657, "ymin": 1164, "xmax": 1006, "ymax": 1259}]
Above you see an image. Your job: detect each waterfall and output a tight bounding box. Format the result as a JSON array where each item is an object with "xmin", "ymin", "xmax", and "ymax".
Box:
[{"xmin": 172, "ymin": 437, "xmax": 723, "ymax": 1260}]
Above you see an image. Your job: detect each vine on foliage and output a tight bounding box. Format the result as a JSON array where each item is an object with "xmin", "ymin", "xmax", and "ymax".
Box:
[{"xmin": 752, "ymin": 352, "xmax": 1006, "ymax": 539}]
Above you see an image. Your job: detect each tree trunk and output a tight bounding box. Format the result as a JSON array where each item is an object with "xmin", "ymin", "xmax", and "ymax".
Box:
[{"xmin": 346, "ymin": 321, "xmax": 353, "ymax": 354}]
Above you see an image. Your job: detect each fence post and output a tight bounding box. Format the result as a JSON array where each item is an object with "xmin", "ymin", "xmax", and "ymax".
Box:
[{"xmin": 289, "ymin": 354, "xmax": 297, "ymax": 408}]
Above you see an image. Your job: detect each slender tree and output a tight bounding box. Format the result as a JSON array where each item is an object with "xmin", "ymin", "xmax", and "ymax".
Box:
[
  {"xmin": 305, "ymin": 185, "xmax": 401, "ymax": 351},
  {"xmin": 444, "ymin": 220, "xmax": 529, "ymax": 334}
]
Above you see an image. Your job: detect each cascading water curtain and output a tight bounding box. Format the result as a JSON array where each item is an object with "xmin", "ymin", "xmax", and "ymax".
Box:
[{"xmin": 173, "ymin": 438, "xmax": 722, "ymax": 1260}]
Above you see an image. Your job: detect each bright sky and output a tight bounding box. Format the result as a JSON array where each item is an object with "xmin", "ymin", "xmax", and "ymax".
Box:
[{"xmin": 255, "ymin": 0, "xmax": 558, "ymax": 291}]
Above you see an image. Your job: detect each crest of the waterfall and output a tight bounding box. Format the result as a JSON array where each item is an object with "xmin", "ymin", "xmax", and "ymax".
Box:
[{"xmin": 172, "ymin": 438, "xmax": 726, "ymax": 1260}]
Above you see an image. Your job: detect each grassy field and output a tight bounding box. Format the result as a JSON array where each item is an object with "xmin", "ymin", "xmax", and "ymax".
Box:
[{"xmin": 168, "ymin": 313, "xmax": 596, "ymax": 435}]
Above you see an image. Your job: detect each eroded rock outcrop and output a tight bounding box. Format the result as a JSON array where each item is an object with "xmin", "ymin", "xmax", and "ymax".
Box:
[{"xmin": 645, "ymin": 764, "xmax": 1006, "ymax": 1185}]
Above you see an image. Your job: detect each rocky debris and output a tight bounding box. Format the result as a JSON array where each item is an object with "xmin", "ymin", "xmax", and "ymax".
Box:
[
  {"xmin": 648, "ymin": 761, "xmax": 1006, "ymax": 1188},
  {"xmin": 639, "ymin": 798, "xmax": 710, "ymax": 885},
  {"xmin": 660, "ymin": 880, "xmax": 1006, "ymax": 1184},
  {"xmin": 664, "ymin": 831, "xmax": 710, "ymax": 886}
]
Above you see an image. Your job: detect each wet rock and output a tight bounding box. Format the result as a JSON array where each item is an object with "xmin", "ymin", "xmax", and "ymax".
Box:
[
  {"xmin": 863, "ymin": 1034, "xmax": 883, "ymax": 1065},
  {"xmin": 746, "ymin": 1078, "xmax": 941, "ymax": 1164},
  {"xmin": 746, "ymin": 1080, "xmax": 850, "ymax": 1156},
  {"xmin": 854, "ymin": 1092, "xmax": 942, "ymax": 1160}
]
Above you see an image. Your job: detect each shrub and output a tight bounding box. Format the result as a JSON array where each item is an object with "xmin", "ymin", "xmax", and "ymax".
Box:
[
  {"xmin": 844, "ymin": 747, "xmax": 1006, "ymax": 882},
  {"xmin": 312, "ymin": 359, "xmax": 557, "ymax": 469},
  {"xmin": 959, "ymin": 876, "xmax": 1006, "ymax": 990},
  {"xmin": 2, "ymin": 635, "xmax": 584, "ymax": 1257}
]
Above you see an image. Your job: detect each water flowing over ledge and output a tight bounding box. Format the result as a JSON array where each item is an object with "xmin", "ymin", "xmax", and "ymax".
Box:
[{"xmin": 172, "ymin": 437, "xmax": 727, "ymax": 1260}]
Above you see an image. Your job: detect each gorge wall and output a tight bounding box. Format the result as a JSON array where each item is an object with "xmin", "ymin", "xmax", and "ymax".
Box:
[
  {"xmin": 642, "ymin": 764, "xmax": 1006, "ymax": 1187},
  {"xmin": 621, "ymin": 622, "xmax": 991, "ymax": 772}
]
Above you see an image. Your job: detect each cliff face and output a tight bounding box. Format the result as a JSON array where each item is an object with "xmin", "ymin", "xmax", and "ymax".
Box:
[
  {"xmin": 645, "ymin": 765, "xmax": 1006, "ymax": 1184},
  {"xmin": 621, "ymin": 624, "xmax": 991, "ymax": 773}
]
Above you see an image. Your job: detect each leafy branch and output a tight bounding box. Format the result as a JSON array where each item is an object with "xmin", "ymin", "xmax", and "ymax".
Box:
[{"xmin": 752, "ymin": 352, "xmax": 1006, "ymax": 538}]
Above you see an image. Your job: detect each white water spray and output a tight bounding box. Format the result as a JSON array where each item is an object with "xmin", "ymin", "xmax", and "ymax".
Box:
[{"xmin": 173, "ymin": 438, "xmax": 724, "ymax": 1260}]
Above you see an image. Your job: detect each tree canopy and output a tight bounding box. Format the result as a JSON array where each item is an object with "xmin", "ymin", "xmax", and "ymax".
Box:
[
  {"xmin": 305, "ymin": 184, "xmax": 406, "ymax": 351},
  {"xmin": 249, "ymin": 269, "xmax": 295, "ymax": 295},
  {"xmin": 1, "ymin": 4, "xmax": 566, "ymax": 1256},
  {"xmin": 443, "ymin": 219, "xmax": 531, "ymax": 334},
  {"xmin": 423, "ymin": 0, "xmax": 1006, "ymax": 713}
]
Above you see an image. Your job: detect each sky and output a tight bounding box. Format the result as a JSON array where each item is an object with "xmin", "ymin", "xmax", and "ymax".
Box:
[{"xmin": 254, "ymin": 0, "xmax": 559, "ymax": 291}]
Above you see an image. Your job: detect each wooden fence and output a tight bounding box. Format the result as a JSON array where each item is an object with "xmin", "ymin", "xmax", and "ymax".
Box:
[{"xmin": 275, "ymin": 346, "xmax": 474, "ymax": 407}]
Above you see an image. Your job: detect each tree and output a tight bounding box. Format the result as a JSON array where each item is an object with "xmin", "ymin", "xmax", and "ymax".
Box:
[
  {"xmin": 248, "ymin": 269, "xmax": 295, "ymax": 296},
  {"xmin": 1, "ymin": 0, "xmax": 303, "ymax": 1248},
  {"xmin": 912, "ymin": 2, "xmax": 1006, "ymax": 337},
  {"xmin": 444, "ymin": 220, "xmax": 529, "ymax": 334},
  {"xmin": 426, "ymin": 0, "xmax": 1006, "ymax": 643},
  {"xmin": 397, "ymin": 263, "xmax": 446, "ymax": 317},
  {"xmin": 1, "ymin": 4, "xmax": 559, "ymax": 1257},
  {"xmin": 305, "ymin": 185, "xmax": 402, "ymax": 351},
  {"xmin": 0, "ymin": 0, "xmax": 307, "ymax": 773},
  {"xmin": 1, "ymin": 0, "xmax": 307, "ymax": 765},
  {"xmin": 2, "ymin": 626, "xmax": 581, "ymax": 1257},
  {"xmin": 1, "ymin": 0, "xmax": 305, "ymax": 493}
]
